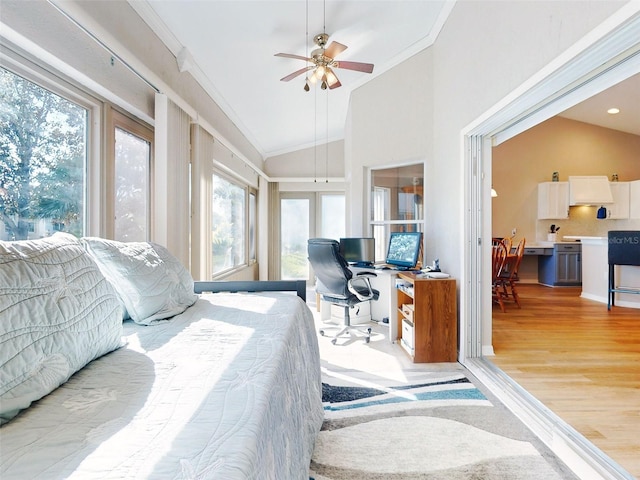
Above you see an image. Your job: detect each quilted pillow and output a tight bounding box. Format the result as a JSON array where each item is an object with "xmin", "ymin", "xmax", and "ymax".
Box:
[
  {"xmin": 81, "ymin": 238, "xmax": 197, "ymax": 325},
  {"xmin": 0, "ymin": 232, "xmax": 123, "ymax": 424}
]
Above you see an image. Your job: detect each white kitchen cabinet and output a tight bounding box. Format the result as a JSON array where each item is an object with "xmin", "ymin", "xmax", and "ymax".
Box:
[
  {"xmin": 538, "ymin": 182, "xmax": 569, "ymax": 219},
  {"xmin": 630, "ymin": 180, "xmax": 640, "ymax": 219},
  {"xmin": 607, "ymin": 182, "xmax": 630, "ymax": 219}
]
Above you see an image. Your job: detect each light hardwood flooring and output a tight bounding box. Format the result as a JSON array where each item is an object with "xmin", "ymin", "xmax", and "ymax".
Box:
[{"xmin": 490, "ymin": 283, "xmax": 640, "ymax": 478}]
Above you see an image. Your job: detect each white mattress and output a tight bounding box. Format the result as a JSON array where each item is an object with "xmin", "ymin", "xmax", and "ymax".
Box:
[{"xmin": 0, "ymin": 292, "xmax": 324, "ymax": 480}]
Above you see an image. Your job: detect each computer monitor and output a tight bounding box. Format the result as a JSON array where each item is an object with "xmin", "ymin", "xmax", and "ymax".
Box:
[
  {"xmin": 385, "ymin": 232, "xmax": 422, "ymax": 269},
  {"xmin": 339, "ymin": 237, "xmax": 375, "ymax": 267}
]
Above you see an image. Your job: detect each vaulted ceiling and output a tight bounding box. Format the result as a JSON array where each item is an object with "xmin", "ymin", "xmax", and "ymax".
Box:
[
  {"xmin": 130, "ymin": 1, "xmax": 639, "ymax": 160},
  {"xmin": 132, "ymin": 1, "xmax": 452, "ymax": 158}
]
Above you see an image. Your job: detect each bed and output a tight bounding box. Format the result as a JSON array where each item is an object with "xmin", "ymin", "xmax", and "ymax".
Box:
[{"xmin": 0, "ymin": 234, "xmax": 323, "ymax": 479}]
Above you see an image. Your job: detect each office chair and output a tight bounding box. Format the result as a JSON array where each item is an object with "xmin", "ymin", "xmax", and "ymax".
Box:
[{"xmin": 308, "ymin": 238, "xmax": 379, "ymax": 344}]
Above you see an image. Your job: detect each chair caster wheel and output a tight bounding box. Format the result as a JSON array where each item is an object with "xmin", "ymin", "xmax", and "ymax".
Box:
[
  {"xmin": 365, "ymin": 337, "xmax": 370, "ymax": 344},
  {"xmin": 331, "ymin": 338, "xmax": 337, "ymax": 345},
  {"xmin": 367, "ymin": 328, "xmax": 372, "ymax": 334},
  {"xmin": 319, "ymin": 330, "xmax": 325, "ymax": 336}
]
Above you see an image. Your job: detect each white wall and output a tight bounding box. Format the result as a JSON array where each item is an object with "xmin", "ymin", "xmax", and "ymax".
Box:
[
  {"xmin": 265, "ymin": 140, "xmax": 345, "ymax": 179},
  {"xmin": 347, "ymin": 47, "xmax": 434, "ymax": 238}
]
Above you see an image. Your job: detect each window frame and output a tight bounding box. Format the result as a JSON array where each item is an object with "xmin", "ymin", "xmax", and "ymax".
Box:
[
  {"xmin": 248, "ymin": 188, "xmax": 257, "ymax": 265},
  {"xmin": 368, "ymin": 162, "xmax": 425, "ymax": 263}
]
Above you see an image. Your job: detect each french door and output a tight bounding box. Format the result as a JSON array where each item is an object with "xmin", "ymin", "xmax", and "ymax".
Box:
[
  {"xmin": 279, "ymin": 192, "xmax": 345, "ymax": 282},
  {"xmin": 280, "ymin": 193, "xmax": 316, "ymax": 281}
]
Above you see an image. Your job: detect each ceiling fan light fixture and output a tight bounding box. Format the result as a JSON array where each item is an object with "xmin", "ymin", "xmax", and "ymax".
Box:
[
  {"xmin": 275, "ymin": 7, "xmax": 374, "ymax": 91},
  {"xmin": 325, "ymin": 68, "xmax": 339, "ymax": 87}
]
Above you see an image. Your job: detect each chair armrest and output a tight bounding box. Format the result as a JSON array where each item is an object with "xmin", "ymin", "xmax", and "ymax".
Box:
[
  {"xmin": 356, "ymin": 271, "xmax": 377, "ymax": 277},
  {"xmin": 347, "ymin": 275, "xmax": 375, "ymax": 302}
]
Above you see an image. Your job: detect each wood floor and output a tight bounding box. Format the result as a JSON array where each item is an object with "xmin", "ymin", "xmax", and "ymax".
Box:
[{"xmin": 490, "ymin": 283, "xmax": 640, "ymax": 478}]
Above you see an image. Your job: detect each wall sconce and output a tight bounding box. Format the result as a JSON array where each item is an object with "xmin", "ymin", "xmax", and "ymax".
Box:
[{"xmin": 491, "ymin": 187, "xmax": 498, "ymax": 198}]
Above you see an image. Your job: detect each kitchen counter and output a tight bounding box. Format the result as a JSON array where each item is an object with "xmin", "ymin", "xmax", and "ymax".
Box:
[{"xmin": 567, "ymin": 236, "xmax": 640, "ymax": 308}]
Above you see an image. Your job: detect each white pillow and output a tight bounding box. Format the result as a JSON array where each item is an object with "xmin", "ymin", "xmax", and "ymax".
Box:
[
  {"xmin": 81, "ymin": 238, "xmax": 197, "ymax": 325},
  {"xmin": 0, "ymin": 232, "xmax": 123, "ymax": 424}
]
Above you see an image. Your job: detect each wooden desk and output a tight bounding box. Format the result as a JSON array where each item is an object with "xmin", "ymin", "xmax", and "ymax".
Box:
[{"xmin": 396, "ymin": 272, "xmax": 457, "ymax": 363}]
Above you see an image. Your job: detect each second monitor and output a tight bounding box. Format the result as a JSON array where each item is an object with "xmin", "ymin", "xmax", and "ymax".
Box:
[{"xmin": 339, "ymin": 237, "xmax": 375, "ymax": 267}]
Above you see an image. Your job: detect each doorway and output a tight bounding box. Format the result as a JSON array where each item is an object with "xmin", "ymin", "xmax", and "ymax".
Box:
[
  {"xmin": 279, "ymin": 192, "xmax": 346, "ymax": 282},
  {"xmin": 463, "ymin": 15, "xmax": 640, "ymax": 361},
  {"xmin": 280, "ymin": 193, "xmax": 315, "ymax": 281},
  {"xmin": 462, "ymin": 10, "xmax": 640, "ymax": 479}
]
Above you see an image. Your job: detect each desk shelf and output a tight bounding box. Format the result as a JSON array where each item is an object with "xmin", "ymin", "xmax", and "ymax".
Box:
[{"xmin": 396, "ymin": 272, "xmax": 457, "ymax": 363}]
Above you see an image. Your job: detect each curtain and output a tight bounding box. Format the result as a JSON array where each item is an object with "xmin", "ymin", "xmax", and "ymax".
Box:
[
  {"xmin": 154, "ymin": 93, "xmax": 191, "ymax": 268},
  {"xmin": 190, "ymin": 124, "xmax": 214, "ymax": 280},
  {"xmin": 268, "ymin": 181, "xmax": 280, "ymax": 280}
]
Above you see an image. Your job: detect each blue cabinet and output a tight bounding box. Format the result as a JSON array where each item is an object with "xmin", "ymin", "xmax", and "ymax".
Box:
[{"xmin": 538, "ymin": 243, "xmax": 582, "ymax": 286}]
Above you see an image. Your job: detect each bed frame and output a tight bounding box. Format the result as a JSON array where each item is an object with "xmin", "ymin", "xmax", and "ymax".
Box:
[{"xmin": 194, "ymin": 280, "xmax": 307, "ymax": 302}]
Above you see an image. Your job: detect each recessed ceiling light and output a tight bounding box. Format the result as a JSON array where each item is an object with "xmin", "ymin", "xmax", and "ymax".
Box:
[{"xmin": 607, "ymin": 107, "xmax": 620, "ymax": 115}]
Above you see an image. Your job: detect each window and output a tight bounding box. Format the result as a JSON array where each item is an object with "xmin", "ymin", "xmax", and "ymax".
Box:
[
  {"xmin": 320, "ymin": 193, "xmax": 345, "ymax": 240},
  {"xmin": 369, "ymin": 164, "xmax": 424, "ymax": 262},
  {"xmin": 110, "ymin": 110, "xmax": 153, "ymax": 242},
  {"xmin": 212, "ymin": 173, "xmax": 246, "ymax": 274},
  {"xmin": 1, "ymin": 67, "xmax": 88, "ymax": 241}
]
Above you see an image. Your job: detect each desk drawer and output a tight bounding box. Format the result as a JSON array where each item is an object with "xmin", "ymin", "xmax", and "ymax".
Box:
[{"xmin": 401, "ymin": 303, "xmax": 414, "ymax": 321}]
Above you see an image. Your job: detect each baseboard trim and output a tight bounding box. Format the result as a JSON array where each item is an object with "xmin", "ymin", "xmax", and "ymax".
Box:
[
  {"xmin": 464, "ymin": 358, "xmax": 635, "ymax": 480},
  {"xmin": 481, "ymin": 344, "xmax": 495, "ymax": 356},
  {"xmin": 581, "ymin": 292, "xmax": 640, "ymax": 309}
]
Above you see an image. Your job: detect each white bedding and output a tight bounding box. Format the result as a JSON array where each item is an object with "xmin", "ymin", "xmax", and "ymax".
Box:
[{"xmin": 0, "ymin": 292, "xmax": 324, "ymax": 480}]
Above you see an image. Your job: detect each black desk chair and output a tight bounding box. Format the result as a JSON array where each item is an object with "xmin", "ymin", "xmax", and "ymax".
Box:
[{"xmin": 308, "ymin": 238, "xmax": 379, "ymax": 344}]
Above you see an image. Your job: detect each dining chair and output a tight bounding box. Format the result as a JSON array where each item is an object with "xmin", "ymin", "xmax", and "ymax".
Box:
[
  {"xmin": 492, "ymin": 241, "xmax": 508, "ymax": 313},
  {"xmin": 498, "ymin": 238, "xmax": 526, "ymax": 307}
]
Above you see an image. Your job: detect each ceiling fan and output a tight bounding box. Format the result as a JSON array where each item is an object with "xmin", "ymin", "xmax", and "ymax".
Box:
[{"xmin": 275, "ymin": 33, "xmax": 374, "ymax": 91}]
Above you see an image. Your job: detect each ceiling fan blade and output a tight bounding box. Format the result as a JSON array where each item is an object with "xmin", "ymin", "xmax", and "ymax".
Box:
[
  {"xmin": 280, "ymin": 65, "xmax": 314, "ymax": 82},
  {"xmin": 274, "ymin": 53, "xmax": 312, "ymax": 62},
  {"xmin": 334, "ymin": 60, "xmax": 374, "ymax": 74},
  {"xmin": 324, "ymin": 41, "xmax": 347, "ymax": 59}
]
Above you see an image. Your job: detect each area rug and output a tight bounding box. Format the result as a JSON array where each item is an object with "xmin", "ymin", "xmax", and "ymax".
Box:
[{"xmin": 309, "ymin": 367, "xmax": 579, "ymax": 480}]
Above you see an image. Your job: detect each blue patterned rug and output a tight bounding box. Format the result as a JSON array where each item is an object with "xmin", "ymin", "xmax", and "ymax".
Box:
[{"xmin": 309, "ymin": 369, "xmax": 578, "ymax": 479}]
